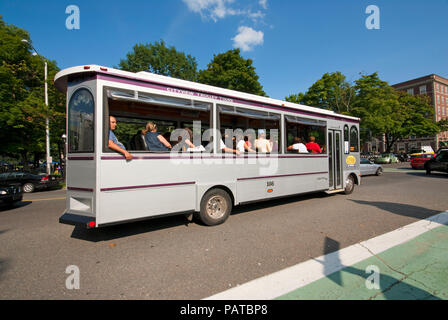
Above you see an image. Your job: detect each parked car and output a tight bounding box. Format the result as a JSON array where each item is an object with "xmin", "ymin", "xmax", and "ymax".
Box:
[
  {"xmin": 374, "ymin": 153, "xmax": 399, "ymax": 164},
  {"xmin": 424, "ymin": 149, "xmax": 448, "ymax": 175},
  {"xmin": 410, "ymin": 152, "xmax": 435, "ymax": 169},
  {"xmin": 360, "ymin": 158, "xmax": 383, "ymax": 176},
  {"xmin": 0, "ymin": 172, "xmax": 62, "ymax": 193},
  {"xmin": 0, "ymin": 183, "xmax": 22, "ymax": 206}
]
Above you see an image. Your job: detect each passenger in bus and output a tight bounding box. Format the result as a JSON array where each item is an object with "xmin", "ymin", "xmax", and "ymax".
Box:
[
  {"xmin": 129, "ymin": 129, "xmax": 148, "ymax": 151},
  {"xmin": 220, "ymin": 138, "xmax": 240, "ymax": 154},
  {"xmin": 237, "ymin": 136, "xmax": 256, "ymax": 153},
  {"xmin": 109, "ymin": 116, "xmax": 133, "ymax": 160},
  {"xmin": 254, "ymin": 129, "xmax": 272, "ymax": 153},
  {"xmin": 287, "ymin": 137, "xmax": 308, "ymax": 153},
  {"xmin": 144, "ymin": 122, "xmax": 172, "ymax": 151},
  {"xmin": 306, "ymin": 136, "xmax": 322, "ymax": 153},
  {"xmin": 176, "ymin": 128, "xmax": 196, "ymax": 151}
]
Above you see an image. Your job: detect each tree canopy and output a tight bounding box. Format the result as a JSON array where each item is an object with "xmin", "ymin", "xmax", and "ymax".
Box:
[
  {"xmin": 286, "ymin": 71, "xmax": 443, "ymax": 152},
  {"xmin": 286, "ymin": 72, "xmax": 354, "ymax": 114},
  {"xmin": 198, "ymin": 49, "xmax": 266, "ymax": 96},
  {"xmin": 0, "ymin": 16, "xmax": 65, "ymax": 168},
  {"xmin": 118, "ymin": 40, "xmax": 198, "ymax": 82}
]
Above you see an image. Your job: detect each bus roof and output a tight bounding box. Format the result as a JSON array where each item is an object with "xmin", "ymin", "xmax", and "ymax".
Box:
[{"xmin": 54, "ymin": 65, "xmax": 360, "ymax": 123}]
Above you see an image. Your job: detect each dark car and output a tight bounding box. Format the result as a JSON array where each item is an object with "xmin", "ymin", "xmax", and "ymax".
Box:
[
  {"xmin": 0, "ymin": 172, "xmax": 62, "ymax": 193},
  {"xmin": 424, "ymin": 149, "xmax": 448, "ymax": 175},
  {"xmin": 0, "ymin": 183, "xmax": 22, "ymax": 206}
]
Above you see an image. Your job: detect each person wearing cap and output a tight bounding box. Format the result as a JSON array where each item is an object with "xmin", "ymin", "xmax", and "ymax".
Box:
[{"xmin": 254, "ymin": 129, "xmax": 272, "ymax": 153}]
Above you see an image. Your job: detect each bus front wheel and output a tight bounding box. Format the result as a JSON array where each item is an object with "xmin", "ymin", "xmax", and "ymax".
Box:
[
  {"xmin": 344, "ymin": 175, "xmax": 355, "ymax": 195},
  {"xmin": 198, "ymin": 189, "xmax": 232, "ymax": 226}
]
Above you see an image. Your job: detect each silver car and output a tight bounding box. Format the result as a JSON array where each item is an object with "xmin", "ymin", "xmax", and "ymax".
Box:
[{"xmin": 360, "ymin": 158, "xmax": 383, "ymax": 176}]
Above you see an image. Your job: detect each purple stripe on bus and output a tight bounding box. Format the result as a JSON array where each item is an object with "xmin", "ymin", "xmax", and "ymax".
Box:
[
  {"xmin": 237, "ymin": 171, "xmax": 328, "ymax": 181},
  {"xmin": 101, "ymin": 155, "xmax": 328, "ymax": 160},
  {"xmin": 96, "ymin": 73, "xmax": 359, "ymax": 124},
  {"xmin": 68, "ymin": 156, "xmax": 94, "ymax": 160},
  {"xmin": 101, "ymin": 181, "xmax": 196, "ymax": 192},
  {"xmin": 68, "ymin": 187, "xmax": 94, "ymax": 192}
]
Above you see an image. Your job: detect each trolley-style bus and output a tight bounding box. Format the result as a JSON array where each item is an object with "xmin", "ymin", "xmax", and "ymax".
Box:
[{"xmin": 55, "ymin": 65, "xmax": 361, "ymax": 228}]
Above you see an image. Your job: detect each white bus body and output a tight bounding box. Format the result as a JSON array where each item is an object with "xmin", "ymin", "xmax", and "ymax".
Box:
[{"xmin": 55, "ymin": 65, "xmax": 361, "ymax": 228}]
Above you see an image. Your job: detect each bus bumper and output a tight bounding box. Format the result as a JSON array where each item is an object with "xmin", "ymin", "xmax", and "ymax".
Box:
[{"xmin": 59, "ymin": 212, "xmax": 96, "ymax": 228}]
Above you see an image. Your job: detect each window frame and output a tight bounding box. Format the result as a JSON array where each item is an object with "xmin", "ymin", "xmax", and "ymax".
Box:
[
  {"xmin": 103, "ymin": 86, "xmax": 213, "ymax": 154},
  {"xmin": 284, "ymin": 115, "xmax": 327, "ymax": 155},
  {"xmin": 349, "ymin": 125, "xmax": 359, "ymax": 153},
  {"xmin": 68, "ymin": 87, "xmax": 95, "ymax": 154}
]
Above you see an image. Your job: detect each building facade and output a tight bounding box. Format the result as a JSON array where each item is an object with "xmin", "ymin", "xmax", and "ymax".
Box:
[{"xmin": 391, "ymin": 74, "xmax": 448, "ymax": 152}]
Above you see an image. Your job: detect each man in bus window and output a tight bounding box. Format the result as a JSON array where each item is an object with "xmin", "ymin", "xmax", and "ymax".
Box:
[
  {"xmin": 109, "ymin": 116, "xmax": 133, "ymax": 160},
  {"xmin": 306, "ymin": 136, "xmax": 322, "ymax": 153},
  {"xmin": 254, "ymin": 129, "xmax": 272, "ymax": 153}
]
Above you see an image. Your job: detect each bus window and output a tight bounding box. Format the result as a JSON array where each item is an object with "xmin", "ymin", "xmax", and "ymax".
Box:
[
  {"xmin": 350, "ymin": 126, "xmax": 359, "ymax": 152},
  {"xmin": 68, "ymin": 88, "xmax": 95, "ymax": 153},
  {"xmin": 285, "ymin": 116, "xmax": 326, "ymax": 154},
  {"xmin": 218, "ymin": 105, "xmax": 281, "ymax": 153},
  {"xmin": 105, "ymin": 89, "xmax": 211, "ymax": 152}
]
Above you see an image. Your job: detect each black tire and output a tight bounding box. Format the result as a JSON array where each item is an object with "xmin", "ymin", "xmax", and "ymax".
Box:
[
  {"xmin": 22, "ymin": 182, "xmax": 35, "ymax": 193},
  {"xmin": 344, "ymin": 175, "xmax": 355, "ymax": 195},
  {"xmin": 198, "ymin": 188, "xmax": 232, "ymax": 226},
  {"xmin": 376, "ymin": 168, "xmax": 383, "ymax": 176}
]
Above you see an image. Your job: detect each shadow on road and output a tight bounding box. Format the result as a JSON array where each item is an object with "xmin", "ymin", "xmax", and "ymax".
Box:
[
  {"xmin": 312, "ymin": 237, "xmax": 441, "ymax": 300},
  {"xmin": 70, "ymin": 214, "xmax": 192, "ymax": 242},
  {"xmin": 0, "ymin": 201, "xmax": 32, "ymax": 212},
  {"xmin": 349, "ymin": 200, "xmax": 441, "ymax": 220},
  {"xmin": 406, "ymin": 171, "xmax": 448, "ymax": 179},
  {"xmin": 70, "ymin": 191, "xmax": 332, "ymax": 242},
  {"xmin": 231, "ymin": 191, "xmax": 331, "ymax": 216}
]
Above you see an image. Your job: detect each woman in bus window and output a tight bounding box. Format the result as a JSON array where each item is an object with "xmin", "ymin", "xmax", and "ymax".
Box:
[{"xmin": 144, "ymin": 122, "xmax": 172, "ymax": 151}]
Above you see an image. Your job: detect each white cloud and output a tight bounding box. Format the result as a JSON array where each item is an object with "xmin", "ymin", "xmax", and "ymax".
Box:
[
  {"xmin": 182, "ymin": 0, "xmax": 241, "ymax": 22},
  {"xmin": 232, "ymin": 26, "xmax": 264, "ymax": 51},
  {"xmin": 182, "ymin": 0, "xmax": 267, "ymax": 22},
  {"xmin": 259, "ymin": 0, "xmax": 268, "ymax": 10}
]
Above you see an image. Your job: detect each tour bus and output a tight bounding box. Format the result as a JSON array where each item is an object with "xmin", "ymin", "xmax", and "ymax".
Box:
[{"xmin": 54, "ymin": 65, "xmax": 361, "ymax": 229}]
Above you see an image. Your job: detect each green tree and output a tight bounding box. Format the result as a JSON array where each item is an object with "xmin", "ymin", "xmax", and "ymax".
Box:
[
  {"xmin": 118, "ymin": 40, "xmax": 198, "ymax": 81},
  {"xmin": 285, "ymin": 72, "xmax": 355, "ymax": 114},
  {"xmin": 198, "ymin": 49, "xmax": 266, "ymax": 96},
  {"xmin": 0, "ymin": 16, "xmax": 65, "ymax": 170},
  {"xmin": 352, "ymin": 73, "xmax": 439, "ymax": 152}
]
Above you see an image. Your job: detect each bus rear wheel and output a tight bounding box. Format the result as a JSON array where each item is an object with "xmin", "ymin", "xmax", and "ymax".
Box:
[{"xmin": 198, "ymin": 189, "xmax": 232, "ymax": 226}]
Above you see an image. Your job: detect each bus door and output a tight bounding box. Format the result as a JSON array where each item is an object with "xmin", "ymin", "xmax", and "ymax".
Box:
[{"xmin": 328, "ymin": 130, "xmax": 343, "ymax": 190}]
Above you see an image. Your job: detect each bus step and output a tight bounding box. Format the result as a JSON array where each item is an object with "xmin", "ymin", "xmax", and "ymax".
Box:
[{"xmin": 325, "ymin": 188, "xmax": 344, "ymax": 194}]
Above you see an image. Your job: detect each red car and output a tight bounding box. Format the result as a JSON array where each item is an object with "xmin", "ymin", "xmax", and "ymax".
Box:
[{"xmin": 410, "ymin": 153, "xmax": 435, "ymax": 169}]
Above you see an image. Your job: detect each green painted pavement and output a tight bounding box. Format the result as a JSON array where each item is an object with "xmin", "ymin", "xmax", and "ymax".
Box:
[{"xmin": 276, "ymin": 225, "xmax": 448, "ymax": 300}]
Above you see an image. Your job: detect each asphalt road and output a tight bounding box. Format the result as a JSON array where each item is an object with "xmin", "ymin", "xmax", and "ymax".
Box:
[{"xmin": 0, "ymin": 165, "xmax": 447, "ymax": 299}]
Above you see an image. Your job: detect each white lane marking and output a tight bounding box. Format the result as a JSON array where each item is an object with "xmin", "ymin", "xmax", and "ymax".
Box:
[{"xmin": 204, "ymin": 211, "xmax": 448, "ymax": 300}]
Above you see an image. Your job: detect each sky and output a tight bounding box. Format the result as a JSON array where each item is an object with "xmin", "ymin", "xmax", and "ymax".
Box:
[{"xmin": 1, "ymin": 0, "xmax": 447, "ymax": 100}]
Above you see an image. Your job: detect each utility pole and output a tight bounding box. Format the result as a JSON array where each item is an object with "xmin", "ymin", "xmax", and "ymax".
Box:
[{"xmin": 22, "ymin": 39, "xmax": 51, "ymax": 175}]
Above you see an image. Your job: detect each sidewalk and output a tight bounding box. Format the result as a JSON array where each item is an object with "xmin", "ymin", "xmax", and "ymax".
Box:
[
  {"xmin": 206, "ymin": 212, "xmax": 448, "ymax": 300},
  {"xmin": 277, "ymin": 223, "xmax": 448, "ymax": 300}
]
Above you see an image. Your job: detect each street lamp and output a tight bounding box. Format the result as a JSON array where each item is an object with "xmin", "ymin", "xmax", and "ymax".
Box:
[{"xmin": 21, "ymin": 39, "xmax": 51, "ymax": 175}]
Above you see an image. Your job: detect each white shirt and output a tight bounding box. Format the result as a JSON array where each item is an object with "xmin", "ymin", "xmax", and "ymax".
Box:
[
  {"xmin": 291, "ymin": 143, "xmax": 308, "ymax": 153},
  {"xmin": 236, "ymin": 140, "xmax": 246, "ymax": 153}
]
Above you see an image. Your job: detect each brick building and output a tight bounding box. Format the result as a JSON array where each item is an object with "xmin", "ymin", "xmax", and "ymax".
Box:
[{"xmin": 391, "ymin": 74, "xmax": 448, "ymax": 152}]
